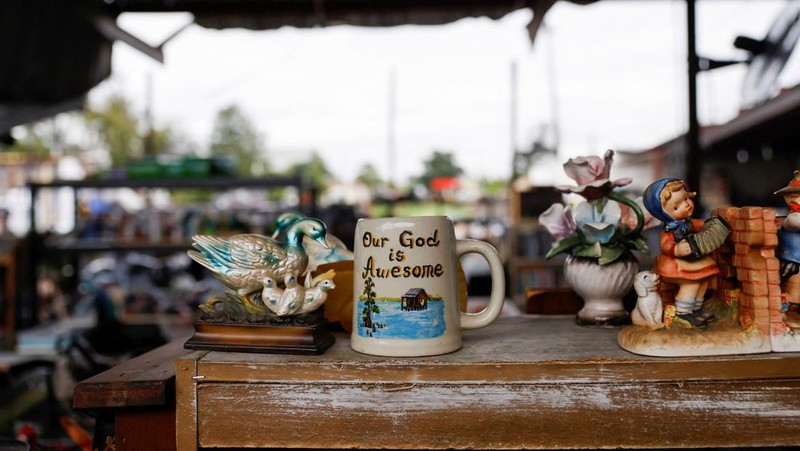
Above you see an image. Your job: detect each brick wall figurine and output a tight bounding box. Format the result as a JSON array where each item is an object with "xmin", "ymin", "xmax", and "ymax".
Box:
[{"xmin": 618, "ymin": 178, "xmax": 774, "ymax": 356}]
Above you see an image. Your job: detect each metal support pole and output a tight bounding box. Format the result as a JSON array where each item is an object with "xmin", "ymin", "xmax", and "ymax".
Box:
[{"xmin": 686, "ymin": 0, "xmax": 702, "ymax": 207}]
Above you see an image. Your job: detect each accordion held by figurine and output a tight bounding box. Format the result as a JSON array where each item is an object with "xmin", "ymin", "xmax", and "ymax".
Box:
[{"xmin": 685, "ymin": 216, "xmax": 731, "ymax": 260}]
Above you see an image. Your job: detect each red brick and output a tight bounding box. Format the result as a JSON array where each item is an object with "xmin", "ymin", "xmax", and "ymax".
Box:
[
  {"xmin": 742, "ymin": 253, "xmax": 766, "ymax": 269},
  {"xmin": 751, "ymin": 296, "xmax": 770, "ymax": 310},
  {"xmin": 764, "ymin": 233, "xmax": 778, "ymax": 248},
  {"xmin": 740, "ymin": 207, "xmax": 763, "ymax": 219},
  {"xmin": 736, "ymin": 268, "xmax": 749, "ymax": 281},
  {"xmin": 769, "ymin": 283, "xmax": 782, "ymax": 297},
  {"xmin": 768, "ymin": 295, "xmax": 783, "ymax": 309},
  {"xmin": 744, "ymin": 219, "xmax": 764, "ymax": 232},
  {"xmin": 743, "ymin": 282, "xmax": 768, "ymax": 297},
  {"xmin": 767, "ymin": 259, "xmax": 780, "ymax": 271},
  {"xmin": 767, "ymin": 270, "xmax": 780, "ymax": 285},
  {"xmin": 716, "ymin": 207, "xmax": 739, "ymax": 221},
  {"xmin": 765, "ymin": 220, "xmax": 778, "ymax": 234},
  {"xmin": 741, "ymin": 231, "xmax": 765, "ymax": 246},
  {"xmin": 762, "ymin": 208, "xmax": 777, "ymax": 221},
  {"xmin": 744, "ymin": 269, "xmax": 764, "ymax": 283},
  {"xmin": 735, "ymin": 244, "xmax": 750, "ymax": 255}
]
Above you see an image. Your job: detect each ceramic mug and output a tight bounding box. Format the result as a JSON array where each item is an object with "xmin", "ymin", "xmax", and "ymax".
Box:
[{"xmin": 351, "ymin": 216, "xmax": 505, "ymax": 356}]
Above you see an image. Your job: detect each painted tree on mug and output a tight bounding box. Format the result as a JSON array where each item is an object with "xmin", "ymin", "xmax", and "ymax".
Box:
[{"xmin": 361, "ymin": 276, "xmax": 379, "ymax": 331}]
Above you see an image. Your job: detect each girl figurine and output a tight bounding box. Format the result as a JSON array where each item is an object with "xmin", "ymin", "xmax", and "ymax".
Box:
[
  {"xmin": 643, "ymin": 178, "xmax": 730, "ymax": 328},
  {"xmin": 775, "ymin": 170, "xmax": 800, "ymax": 322}
]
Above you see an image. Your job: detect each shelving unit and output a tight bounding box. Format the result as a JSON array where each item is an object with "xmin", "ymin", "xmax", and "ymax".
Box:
[
  {"xmin": 506, "ymin": 186, "xmax": 565, "ymax": 305},
  {"xmin": 24, "ymin": 176, "xmax": 316, "ymax": 326}
]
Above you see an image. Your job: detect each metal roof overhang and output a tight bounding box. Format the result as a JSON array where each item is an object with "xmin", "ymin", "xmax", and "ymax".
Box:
[
  {"xmin": 0, "ymin": 0, "xmax": 596, "ymax": 137},
  {"xmin": 701, "ymin": 84, "xmax": 800, "ymax": 154}
]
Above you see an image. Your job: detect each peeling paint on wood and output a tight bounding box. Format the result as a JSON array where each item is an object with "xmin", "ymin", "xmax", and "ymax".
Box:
[{"xmin": 177, "ymin": 316, "xmax": 800, "ymax": 450}]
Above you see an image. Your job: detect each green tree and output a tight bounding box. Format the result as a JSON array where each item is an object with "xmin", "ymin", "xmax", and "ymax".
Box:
[
  {"xmin": 84, "ymin": 94, "xmax": 143, "ymax": 166},
  {"xmin": 417, "ymin": 150, "xmax": 463, "ymax": 189},
  {"xmin": 210, "ymin": 105, "xmax": 268, "ymax": 177},
  {"xmin": 285, "ymin": 152, "xmax": 331, "ymax": 192},
  {"xmin": 356, "ymin": 163, "xmax": 383, "ymax": 190}
]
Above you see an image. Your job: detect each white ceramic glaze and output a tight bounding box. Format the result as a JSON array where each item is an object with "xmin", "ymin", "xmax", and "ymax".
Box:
[
  {"xmin": 351, "ymin": 216, "xmax": 505, "ymax": 356},
  {"xmin": 564, "ymin": 253, "xmax": 638, "ymax": 326}
]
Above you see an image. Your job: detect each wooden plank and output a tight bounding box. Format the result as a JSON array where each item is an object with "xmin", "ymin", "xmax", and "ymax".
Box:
[
  {"xmin": 193, "ymin": 317, "xmax": 798, "ymax": 384},
  {"xmin": 176, "ymin": 350, "xmax": 204, "ymax": 451},
  {"xmin": 196, "ymin": 380, "xmax": 800, "ymax": 449},
  {"xmin": 73, "ymin": 337, "xmax": 188, "ymax": 409}
]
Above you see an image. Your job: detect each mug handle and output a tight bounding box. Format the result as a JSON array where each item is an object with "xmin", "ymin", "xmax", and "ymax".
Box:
[{"xmin": 456, "ymin": 239, "xmax": 506, "ymax": 330}]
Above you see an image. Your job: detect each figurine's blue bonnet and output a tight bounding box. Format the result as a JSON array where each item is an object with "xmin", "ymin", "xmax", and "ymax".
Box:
[{"xmin": 643, "ymin": 177, "xmax": 688, "ymax": 233}]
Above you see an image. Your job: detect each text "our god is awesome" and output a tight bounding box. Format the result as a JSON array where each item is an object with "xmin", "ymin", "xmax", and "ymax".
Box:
[{"xmin": 361, "ymin": 230, "xmax": 445, "ymax": 279}]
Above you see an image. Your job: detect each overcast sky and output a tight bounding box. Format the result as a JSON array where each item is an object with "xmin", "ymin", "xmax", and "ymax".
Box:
[{"xmin": 89, "ymin": 0, "xmax": 797, "ymax": 185}]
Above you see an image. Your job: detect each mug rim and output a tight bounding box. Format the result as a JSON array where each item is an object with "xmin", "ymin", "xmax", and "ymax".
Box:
[{"xmin": 358, "ymin": 215, "xmax": 452, "ymax": 222}]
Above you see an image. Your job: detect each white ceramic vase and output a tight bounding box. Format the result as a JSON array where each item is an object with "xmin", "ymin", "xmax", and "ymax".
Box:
[{"xmin": 563, "ymin": 253, "xmax": 638, "ymax": 326}]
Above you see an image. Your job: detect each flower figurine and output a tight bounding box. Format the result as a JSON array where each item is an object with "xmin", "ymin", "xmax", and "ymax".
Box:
[
  {"xmin": 556, "ymin": 149, "xmax": 633, "ymax": 201},
  {"xmin": 539, "ymin": 150, "xmax": 648, "ymax": 265}
]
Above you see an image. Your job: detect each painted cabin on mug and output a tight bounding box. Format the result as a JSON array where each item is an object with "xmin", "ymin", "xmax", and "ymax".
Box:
[{"xmin": 402, "ymin": 288, "xmax": 428, "ymax": 311}]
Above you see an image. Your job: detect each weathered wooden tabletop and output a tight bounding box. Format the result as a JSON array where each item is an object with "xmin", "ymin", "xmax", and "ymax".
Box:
[{"xmin": 176, "ymin": 316, "xmax": 800, "ymax": 449}]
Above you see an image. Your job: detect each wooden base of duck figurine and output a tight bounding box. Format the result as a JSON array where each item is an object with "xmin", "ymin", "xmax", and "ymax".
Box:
[{"xmin": 185, "ymin": 306, "xmax": 335, "ymax": 355}]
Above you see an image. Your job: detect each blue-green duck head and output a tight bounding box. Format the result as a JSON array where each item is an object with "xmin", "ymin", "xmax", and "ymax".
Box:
[
  {"xmin": 287, "ymin": 218, "xmax": 330, "ymax": 249},
  {"xmin": 272, "ymin": 212, "xmax": 304, "ymax": 238}
]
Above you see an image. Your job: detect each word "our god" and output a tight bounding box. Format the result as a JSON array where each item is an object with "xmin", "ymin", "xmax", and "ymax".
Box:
[{"xmin": 362, "ymin": 230, "xmax": 441, "ymax": 249}]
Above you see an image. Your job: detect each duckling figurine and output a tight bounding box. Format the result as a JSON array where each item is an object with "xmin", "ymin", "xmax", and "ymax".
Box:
[
  {"xmin": 274, "ymin": 273, "xmax": 304, "ymax": 316},
  {"xmin": 272, "ymin": 212, "xmax": 353, "ymax": 271},
  {"xmin": 188, "ymin": 217, "xmax": 329, "ymax": 303},
  {"xmin": 260, "ymin": 276, "xmax": 282, "ymax": 312},
  {"xmin": 297, "ymin": 269, "xmax": 337, "ymax": 314}
]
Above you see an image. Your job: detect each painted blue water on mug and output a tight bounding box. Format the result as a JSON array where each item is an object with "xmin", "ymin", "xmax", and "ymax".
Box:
[{"xmin": 357, "ymin": 300, "xmax": 446, "ymax": 339}]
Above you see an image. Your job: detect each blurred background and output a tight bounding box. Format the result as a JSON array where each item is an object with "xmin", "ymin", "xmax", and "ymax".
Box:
[{"xmin": 2, "ymin": 0, "xmax": 800, "ymax": 448}]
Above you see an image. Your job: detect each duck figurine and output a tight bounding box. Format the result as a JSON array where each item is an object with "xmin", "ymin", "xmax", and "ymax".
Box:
[
  {"xmin": 272, "ymin": 212, "xmax": 353, "ymax": 271},
  {"xmin": 297, "ymin": 269, "xmax": 337, "ymax": 314},
  {"xmin": 188, "ymin": 217, "xmax": 330, "ymax": 302}
]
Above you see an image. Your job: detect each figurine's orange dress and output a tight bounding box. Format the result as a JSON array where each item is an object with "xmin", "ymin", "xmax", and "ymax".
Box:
[{"xmin": 655, "ymin": 219, "xmax": 720, "ymax": 281}]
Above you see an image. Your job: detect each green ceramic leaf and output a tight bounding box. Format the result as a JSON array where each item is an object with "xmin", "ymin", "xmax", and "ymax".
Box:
[
  {"xmin": 598, "ymin": 243, "xmax": 625, "ymax": 265},
  {"xmin": 545, "ymin": 234, "xmax": 583, "ymax": 259},
  {"xmin": 574, "ymin": 242, "xmax": 602, "ymax": 259}
]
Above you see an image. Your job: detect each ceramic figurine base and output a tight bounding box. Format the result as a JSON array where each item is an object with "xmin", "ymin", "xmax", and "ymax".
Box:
[
  {"xmin": 771, "ymin": 309, "xmax": 800, "ymax": 352},
  {"xmin": 184, "ymin": 320, "xmax": 335, "ymax": 355},
  {"xmin": 617, "ymin": 298, "xmax": 771, "ymax": 357}
]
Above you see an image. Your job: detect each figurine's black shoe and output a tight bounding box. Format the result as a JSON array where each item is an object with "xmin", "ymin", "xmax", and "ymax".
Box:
[
  {"xmin": 677, "ymin": 312, "xmax": 708, "ymax": 328},
  {"xmin": 693, "ymin": 309, "xmax": 716, "ymax": 322}
]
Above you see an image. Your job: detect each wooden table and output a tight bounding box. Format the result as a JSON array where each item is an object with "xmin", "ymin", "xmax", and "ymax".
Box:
[
  {"xmin": 175, "ymin": 316, "xmax": 800, "ymax": 449},
  {"xmin": 73, "ymin": 338, "xmax": 186, "ymax": 451}
]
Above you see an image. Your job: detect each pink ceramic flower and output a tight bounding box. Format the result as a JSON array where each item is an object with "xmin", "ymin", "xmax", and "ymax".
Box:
[
  {"xmin": 556, "ymin": 149, "xmax": 632, "ymax": 200},
  {"xmin": 538, "ymin": 203, "xmax": 576, "ymax": 240}
]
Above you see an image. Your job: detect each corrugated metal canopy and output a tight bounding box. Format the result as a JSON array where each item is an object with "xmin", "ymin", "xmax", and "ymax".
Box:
[{"xmin": 104, "ymin": 0, "xmax": 597, "ymax": 30}]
